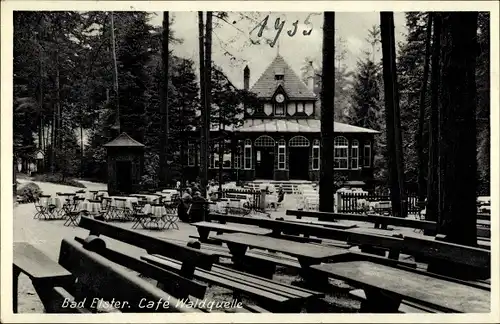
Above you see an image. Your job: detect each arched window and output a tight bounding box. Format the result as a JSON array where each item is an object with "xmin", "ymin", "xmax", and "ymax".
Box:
[
  {"xmin": 312, "ymin": 139, "xmax": 320, "ymax": 170},
  {"xmin": 289, "ymin": 136, "xmax": 310, "ymax": 147},
  {"xmin": 244, "ymin": 139, "xmax": 252, "ymax": 169},
  {"xmin": 254, "ymin": 135, "xmax": 275, "ymax": 147},
  {"xmin": 363, "ymin": 140, "xmax": 372, "ymax": 167},
  {"xmin": 351, "ymin": 140, "xmax": 359, "ymax": 169},
  {"xmin": 334, "ymin": 136, "xmax": 349, "ymax": 169},
  {"xmin": 277, "ymin": 139, "xmax": 286, "ymax": 170}
]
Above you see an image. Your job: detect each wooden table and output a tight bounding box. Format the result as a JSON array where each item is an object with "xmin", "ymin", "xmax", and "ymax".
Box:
[
  {"xmin": 192, "ymin": 221, "xmax": 273, "ymax": 241},
  {"xmin": 213, "ymin": 232, "xmax": 350, "ymax": 267},
  {"xmin": 311, "ymin": 261, "xmax": 490, "ymax": 313}
]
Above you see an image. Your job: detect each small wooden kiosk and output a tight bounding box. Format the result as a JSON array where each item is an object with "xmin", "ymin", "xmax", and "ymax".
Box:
[{"xmin": 103, "ymin": 132, "xmax": 145, "ymax": 196}]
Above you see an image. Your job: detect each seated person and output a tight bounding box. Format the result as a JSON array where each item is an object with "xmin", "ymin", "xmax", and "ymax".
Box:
[{"xmin": 189, "ymin": 191, "xmax": 207, "ymax": 223}]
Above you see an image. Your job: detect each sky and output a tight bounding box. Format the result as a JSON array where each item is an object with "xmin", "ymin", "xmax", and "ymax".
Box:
[{"xmin": 149, "ymin": 12, "xmax": 407, "ymax": 88}]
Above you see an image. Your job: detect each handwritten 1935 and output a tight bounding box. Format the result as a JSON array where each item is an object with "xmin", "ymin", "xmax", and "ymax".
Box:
[{"xmin": 249, "ymin": 13, "xmax": 319, "ymax": 48}]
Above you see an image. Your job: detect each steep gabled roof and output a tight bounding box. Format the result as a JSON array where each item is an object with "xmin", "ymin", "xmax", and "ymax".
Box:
[
  {"xmin": 103, "ymin": 132, "xmax": 145, "ymax": 147},
  {"xmin": 250, "ymin": 55, "xmax": 316, "ymax": 100}
]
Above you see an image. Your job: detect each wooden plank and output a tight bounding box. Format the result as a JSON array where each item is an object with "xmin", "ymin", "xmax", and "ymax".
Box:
[
  {"xmin": 211, "ymin": 264, "xmax": 324, "ymax": 299},
  {"xmin": 326, "ymin": 250, "xmax": 417, "ymax": 268},
  {"xmin": 403, "ymin": 236, "xmax": 490, "ymax": 269},
  {"xmin": 213, "ymin": 233, "xmax": 349, "ymax": 262},
  {"xmin": 141, "ymin": 255, "xmax": 290, "ymax": 304},
  {"xmin": 349, "ymin": 289, "xmax": 435, "ymax": 313},
  {"xmin": 209, "ymin": 213, "xmax": 405, "ymax": 252},
  {"xmin": 73, "ymin": 236, "xmax": 207, "ymax": 299},
  {"xmin": 43, "ymin": 287, "xmax": 92, "ymax": 313},
  {"xmin": 287, "ymin": 218, "xmax": 358, "ymax": 230},
  {"xmin": 79, "ymin": 216, "xmax": 216, "ymax": 270},
  {"xmin": 191, "ymin": 222, "xmax": 273, "ymax": 235},
  {"xmin": 311, "ymin": 261, "xmax": 490, "ymax": 313},
  {"xmin": 13, "ymin": 242, "xmax": 72, "ymax": 281},
  {"xmin": 286, "ymin": 210, "xmax": 437, "ymax": 231},
  {"xmin": 58, "ymin": 239, "xmax": 200, "ymax": 313}
]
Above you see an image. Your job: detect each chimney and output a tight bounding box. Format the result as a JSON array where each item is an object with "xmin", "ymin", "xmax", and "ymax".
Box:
[
  {"xmin": 307, "ymin": 61, "xmax": 315, "ymax": 93},
  {"xmin": 243, "ymin": 65, "xmax": 250, "ymax": 91}
]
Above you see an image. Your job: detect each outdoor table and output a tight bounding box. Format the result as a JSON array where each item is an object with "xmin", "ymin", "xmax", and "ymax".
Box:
[
  {"xmin": 108, "ymin": 196, "xmax": 138, "ymax": 209},
  {"xmin": 162, "ymin": 189, "xmax": 178, "ymax": 194},
  {"xmin": 310, "ymin": 261, "xmax": 490, "ymax": 313},
  {"xmin": 130, "ymin": 194, "xmax": 161, "ymax": 203},
  {"xmin": 78, "ymin": 200, "xmax": 102, "ymax": 215}
]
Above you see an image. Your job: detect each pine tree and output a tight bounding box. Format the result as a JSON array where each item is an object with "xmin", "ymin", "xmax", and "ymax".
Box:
[{"xmin": 349, "ymin": 57, "xmax": 382, "ymax": 130}]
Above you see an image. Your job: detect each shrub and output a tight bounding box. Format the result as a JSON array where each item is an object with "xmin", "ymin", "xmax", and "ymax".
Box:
[
  {"xmin": 32, "ymin": 173, "xmax": 86, "ymax": 188},
  {"xmin": 16, "ymin": 182, "xmax": 42, "ymax": 203}
]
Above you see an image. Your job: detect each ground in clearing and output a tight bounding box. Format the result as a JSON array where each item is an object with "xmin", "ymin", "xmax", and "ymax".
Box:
[{"xmin": 13, "ymin": 179, "xmax": 419, "ymax": 313}]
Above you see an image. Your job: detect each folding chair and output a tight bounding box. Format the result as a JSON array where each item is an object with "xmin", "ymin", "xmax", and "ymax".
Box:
[
  {"xmin": 146, "ymin": 204, "xmax": 167, "ymax": 230},
  {"xmin": 34, "ymin": 195, "xmax": 51, "ymax": 220},
  {"xmin": 163, "ymin": 208, "xmax": 179, "ymax": 230},
  {"xmin": 64, "ymin": 211, "xmax": 81, "ymax": 226},
  {"xmin": 97, "ymin": 197, "xmax": 113, "ymax": 221},
  {"xmin": 131, "ymin": 201, "xmax": 148, "ymax": 229}
]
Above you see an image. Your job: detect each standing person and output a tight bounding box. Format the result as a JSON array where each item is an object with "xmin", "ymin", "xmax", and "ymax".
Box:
[
  {"xmin": 176, "ymin": 180, "xmax": 181, "ymax": 189},
  {"xmin": 178, "ymin": 187, "xmax": 192, "ymax": 222},
  {"xmin": 190, "ymin": 191, "xmax": 207, "ymax": 222}
]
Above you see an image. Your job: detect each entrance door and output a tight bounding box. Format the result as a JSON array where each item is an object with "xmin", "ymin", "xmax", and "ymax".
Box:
[
  {"xmin": 255, "ymin": 148, "xmax": 274, "ymax": 179},
  {"xmin": 116, "ymin": 161, "xmax": 132, "ymax": 194},
  {"xmin": 289, "ymin": 147, "xmax": 309, "ymax": 180}
]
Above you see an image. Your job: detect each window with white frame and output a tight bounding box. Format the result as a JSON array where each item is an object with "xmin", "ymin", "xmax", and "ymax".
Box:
[
  {"xmin": 277, "ymin": 139, "xmax": 286, "ymax": 170},
  {"xmin": 297, "ymin": 102, "xmax": 305, "ymax": 113},
  {"xmin": 312, "ymin": 139, "xmax": 320, "ymax": 170},
  {"xmin": 289, "ymin": 136, "xmax": 310, "ymax": 147},
  {"xmin": 334, "ymin": 136, "xmax": 349, "ymax": 169},
  {"xmin": 363, "ymin": 141, "xmax": 371, "ymax": 167},
  {"xmin": 254, "ymin": 135, "xmax": 276, "ymax": 147},
  {"xmin": 209, "ymin": 143, "xmax": 217, "ymax": 169},
  {"xmin": 187, "ymin": 143, "xmax": 195, "ymax": 167},
  {"xmin": 351, "ymin": 140, "xmax": 359, "ymax": 169},
  {"xmin": 244, "ymin": 139, "xmax": 252, "ymax": 169}
]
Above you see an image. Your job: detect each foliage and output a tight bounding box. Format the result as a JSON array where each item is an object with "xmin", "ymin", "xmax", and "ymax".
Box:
[
  {"xmin": 32, "ymin": 173, "xmax": 86, "ymax": 188},
  {"xmin": 16, "ymin": 182, "xmax": 42, "ymax": 203},
  {"xmin": 396, "ymin": 12, "xmax": 430, "ymax": 185},
  {"xmin": 348, "ymin": 26, "xmax": 387, "ymax": 184}
]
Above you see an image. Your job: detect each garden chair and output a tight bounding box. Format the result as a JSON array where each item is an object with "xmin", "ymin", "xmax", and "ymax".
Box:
[{"xmin": 34, "ymin": 194, "xmax": 51, "ymax": 220}]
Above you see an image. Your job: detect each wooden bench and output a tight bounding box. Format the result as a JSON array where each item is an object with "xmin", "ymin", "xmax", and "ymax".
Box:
[
  {"xmin": 13, "ymin": 243, "xmax": 74, "ymax": 313},
  {"xmin": 13, "ymin": 239, "xmax": 202, "ymax": 313},
  {"xmin": 404, "ymin": 235, "xmax": 490, "ymax": 280},
  {"xmin": 141, "ymin": 253, "xmax": 324, "ymax": 312},
  {"xmin": 286, "ymin": 209, "xmax": 437, "ymax": 231},
  {"xmin": 287, "ymin": 218, "xmax": 359, "ymax": 230},
  {"xmin": 310, "ymin": 261, "xmax": 490, "ymax": 313},
  {"xmin": 78, "ymin": 216, "xmax": 218, "ymax": 275}
]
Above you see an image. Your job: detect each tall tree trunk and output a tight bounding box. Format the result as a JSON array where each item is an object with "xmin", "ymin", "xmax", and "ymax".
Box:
[
  {"xmin": 80, "ymin": 124, "xmax": 84, "ymax": 178},
  {"xmin": 198, "ymin": 12, "xmax": 206, "ymax": 194},
  {"xmin": 38, "ymin": 47, "xmax": 44, "ymax": 150},
  {"xmin": 416, "ymin": 13, "xmax": 432, "ymax": 204},
  {"xmin": 438, "ymin": 12, "xmax": 478, "ymax": 246},
  {"xmin": 203, "ymin": 12, "xmax": 213, "ymax": 197},
  {"xmin": 426, "ymin": 13, "xmax": 441, "ymax": 225},
  {"xmin": 51, "ymin": 51, "xmax": 60, "ymax": 173},
  {"xmin": 319, "ymin": 12, "xmax": 335, "ymax": 212},
  {"xmin": 380, "ymin": 12, "xmax": 407, "ymax": 218},
  {"xmin": 110, "ymin": 11, "xmax": 120, "ymax": 134},
  {"xmin": 179, "ymin": 62, "xmax": 186, "ymax": 187},
  {"xmin": 159, "ymin": 11, "xmax": 170, "ymax": 187}
]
